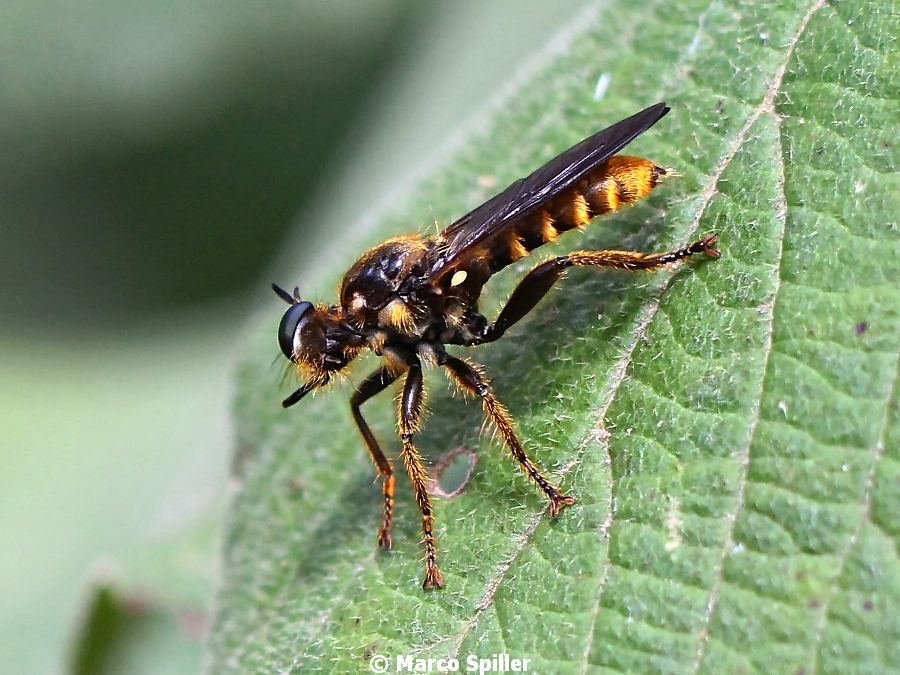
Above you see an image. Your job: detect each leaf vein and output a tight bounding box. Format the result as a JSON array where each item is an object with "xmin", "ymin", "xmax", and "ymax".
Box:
[
  {"xmin": 689, "ymin": 0, "xmax": 828, "ymax": 659},
  {"xmin": 808, "ymin": 351, "xmax": 899, "ymax": 670}
]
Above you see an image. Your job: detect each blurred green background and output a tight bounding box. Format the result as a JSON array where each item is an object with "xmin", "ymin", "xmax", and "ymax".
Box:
[{"xmin": 0, "ymin": 2, "xmax": 589, "ymax": 673}]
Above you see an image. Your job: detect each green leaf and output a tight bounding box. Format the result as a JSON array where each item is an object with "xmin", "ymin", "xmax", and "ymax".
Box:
[{"xmin": 210, "ymin": 0, "xmax": 899, "ymax": 672}]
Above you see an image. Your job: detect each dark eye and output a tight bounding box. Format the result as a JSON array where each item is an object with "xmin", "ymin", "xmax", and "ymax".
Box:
[{"xmin": 278, "ymin": 301, "xmax": 313, "ymax": 360}]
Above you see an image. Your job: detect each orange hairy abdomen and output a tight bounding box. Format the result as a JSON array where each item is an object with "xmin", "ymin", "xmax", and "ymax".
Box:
[{"xmin": 484, "ymin": 155, "xmax": 665, "ymax": 273}]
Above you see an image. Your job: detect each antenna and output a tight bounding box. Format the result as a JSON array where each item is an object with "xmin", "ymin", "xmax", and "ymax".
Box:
[{"xmin": 271, "ymin": 283, "xmax": 295, "ymax": 305}]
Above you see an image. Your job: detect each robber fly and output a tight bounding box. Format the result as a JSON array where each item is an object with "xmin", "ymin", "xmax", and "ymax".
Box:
[{"xmin": 273, "ymin": 102, "xmax": 719, "ymax": 589}]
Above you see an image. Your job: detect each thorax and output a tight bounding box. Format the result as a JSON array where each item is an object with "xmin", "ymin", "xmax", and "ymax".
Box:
[
  {"xmin": 340, "ymin": 236, "xmax": 430, "ymax": 332},
  {"xmin": 339, "ymin": 235, "xmax": 488, "ymax": 347}
]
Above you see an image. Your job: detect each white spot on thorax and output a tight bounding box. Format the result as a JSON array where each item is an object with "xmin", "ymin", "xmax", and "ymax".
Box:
[{"xmin": 450, "ymin": 270, "xmax": 468, "ymax": 287}]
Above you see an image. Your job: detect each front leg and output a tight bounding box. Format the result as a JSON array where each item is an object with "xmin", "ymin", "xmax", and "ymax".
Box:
[
  {"xmin": 350, "ymin": 367, "xmax": 400, "ymax": 550},
  {"xmin": 398, "ymin": 357, "xmax": 444, "ymax": 589}
]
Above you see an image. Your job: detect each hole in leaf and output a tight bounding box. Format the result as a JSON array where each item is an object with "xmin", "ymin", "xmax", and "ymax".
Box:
[{"xmin": 429, "ymin": 446, "xmax": 477, "ymax": 499}]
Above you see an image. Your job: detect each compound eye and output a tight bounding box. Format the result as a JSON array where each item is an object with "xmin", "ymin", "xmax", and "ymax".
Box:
[{"xmin": 277, "ymin": 301, "xmax": 314, "ymax": 360}]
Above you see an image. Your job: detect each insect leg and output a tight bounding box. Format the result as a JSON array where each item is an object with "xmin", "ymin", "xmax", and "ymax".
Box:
[
  {"xmin": 478, "ymin": 233, "xmax": 718, "ymax": 342},
  {"xmin": 443, "ymin": 355, "xmax": 576, "ymax": 517},
  {"xmin": 350, "ymin": 367, "xmax": 401, "ymax": 550},
  {"xmin": 398, "ymin": 357, "xmax": 444, "ymax": 589}
]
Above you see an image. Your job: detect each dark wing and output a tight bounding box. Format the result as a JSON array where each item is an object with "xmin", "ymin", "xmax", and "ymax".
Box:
[{"xmin": 427, "ymin": 102, "xmax": 670, "ymax": 277}]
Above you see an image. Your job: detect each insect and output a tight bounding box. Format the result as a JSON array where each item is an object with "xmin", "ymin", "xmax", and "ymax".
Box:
[{"xmin": 273, "ymin": 102, "xmax": 719, "ymax": 589}]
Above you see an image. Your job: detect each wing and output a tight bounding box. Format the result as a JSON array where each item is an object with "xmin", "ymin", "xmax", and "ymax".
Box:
[{"xmin": 427, "ymin": 102, "xmax": 670, "ymax": 277}]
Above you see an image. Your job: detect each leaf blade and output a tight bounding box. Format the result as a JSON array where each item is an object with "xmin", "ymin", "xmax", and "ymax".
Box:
[{"xmin": 210, "ymin": 0, "xmax": 900, "ymax": 672}]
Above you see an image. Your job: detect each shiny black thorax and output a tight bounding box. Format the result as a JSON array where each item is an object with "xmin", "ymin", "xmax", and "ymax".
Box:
[{"xmin": 339, "ymin": 236, "xmax": 491, "ymax": 350}]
